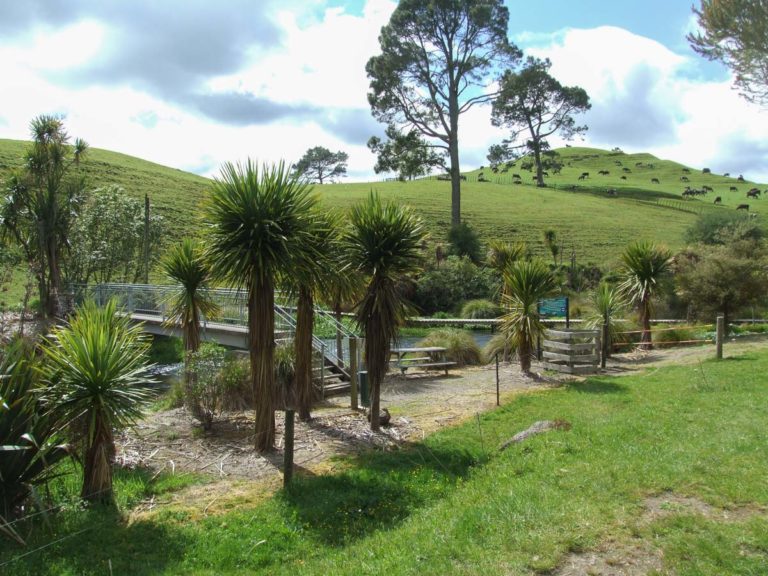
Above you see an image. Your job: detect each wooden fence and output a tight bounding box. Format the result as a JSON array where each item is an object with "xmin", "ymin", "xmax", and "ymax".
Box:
[{"xmin": 542, "ymin": 329, "xmax": 601, "ymax": 375}]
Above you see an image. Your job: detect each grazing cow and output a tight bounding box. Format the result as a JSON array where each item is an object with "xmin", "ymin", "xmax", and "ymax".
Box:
[
  {"xmin": 747, "ymin": 188, "xmax": 761, "ymax": 199},
  {"xmin": 702, "ymin": 185, "xmax": 713, "ymax": 193},
  {"xmin": 682, "ymin": 190, "xmax": 695, "ymax": 198},
  {"xmin": 620, "ymin": 175, "xmax": 627, "ymax": 180},
  {"xmin": 622, "ymin": 167, "xmax": 631, "ymax": 173},
  {"xmin": 730, "ymin": 186, "xmax": 738, "ymax": 192},
  {"xmin": 478, "ymin": 177, "xmax": 490, "ymax": 182},
  {"xmin": 680, "ymin": 176, "xmax": 689, "ymax": 182},
  {"xmin": 578, "ymin": 174, "xmax": 587, "ymax": 181},
  {"xmin": 714, "ymin": 196, "xmax": 722, "ymax": 204},
  {"xmin": 513, "ymin": 180, "xmax": 522, "ymax": 185},
  {"xmin": 651, "ymin": 178, "xmax": 660, "ymax": 184},
  {"xmin": 607, "ymin": 188, "xmax": 617, "ymax": 196},
  {"xmin": 598, "ymin": 170, "xmax": 610, "ymax": 175},
  {"xmin": 737, "ymin": 174, "xmax": 745, "ymax": 182},
  {"xmin": 682, "ymin": 168, "xmax": 691, "ymax": 174},
  {"xmin": 581, "ymin": 172, "xmax": 590, "ymax": 178},
  {"xmin": 635, "ymin": 162, "xmax": 644, "ymax": 167},
  {"xmin": 723, "ymin": 172, "xmax": 730, "ymax": 177},
  {"xmin": 615, "ymin": 160, "xmax": 623, "ymax": 166},
  {"xmin": 737, "ymin": 204, "xmax": 749, "ymax": 211},
  {"xmin": 512, "ymin": 173, "xmax": 521, "ymax": 179},
  {"xmin": 460, "ymin": 175, "xmax": 467, "ymax": 181}
]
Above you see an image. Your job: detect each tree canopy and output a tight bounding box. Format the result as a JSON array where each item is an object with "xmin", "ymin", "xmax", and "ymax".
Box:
[
  {"xmin": 367, "ymin": 125, "xmax": 444, "ymax": 180},
  {"xmin": 492, "ymin": 57, "xmax": 590, "ymax": 187},
  {"xmin": 688, "ymin": 0, "xmax": 768, "ymax": 105},
  {"xmin": 292, "ymin": 146, "xmax": 348, "ymax": 184},
  {"xmin": 366, "ymin": 0, "xmax": 520, "ymax": 225}
]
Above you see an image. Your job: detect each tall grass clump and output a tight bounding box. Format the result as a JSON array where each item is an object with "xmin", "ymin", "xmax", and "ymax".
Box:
[
  {"xmin": 417, "ymin": 328, "xmax": 483, "ymax": 366},
  {"xmin": 482, "ymin": 332, "xmax": 517, "ymax": 362},
  {"xmin": 460, "ymin": 299, "xmax": 502, "ymax": 319}
]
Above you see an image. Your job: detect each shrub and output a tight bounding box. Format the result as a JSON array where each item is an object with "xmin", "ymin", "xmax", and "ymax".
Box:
[
  {"xmin": 1, "ymin": 339, "xmax": 68, "ymax": 538},
  {"xmin": 417, "ymin": 328, "xmax": 483, "ymax": 367},
  {"xmin": 482, "ymin": 332, "xmax": 516, "ymax": 362},
  {"xmin": 414, "ymin": 256, "xmax": 498, "ymax": 315},
  {"xmin": 684, "ymin": 212, "xmax": 761, "ymax": 246},
  {"xmin": 653, "ymin": 325, "xmax": 700, "ymax": 346},
  {"xmin": 185, "ymin": 343, "xmax": 228, "ymax": 430},
  {"xmin": 148, "ymin": 335, "xmax": 183, "ymax": 364},
  {"xmin": 461, "ymin": 299, "xmax": 502, "ymax": 319},
  {"xmin": 447, "ymin": 222, "xmax": 482, "ymax": 263},
  {"xmin": 220, "ymin": 353, "xmax": 252, "ymax": 411}
]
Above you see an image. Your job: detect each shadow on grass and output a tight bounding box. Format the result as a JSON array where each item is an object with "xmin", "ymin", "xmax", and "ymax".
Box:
[
  {"xmin": 567, "ymin": 377, "xmax": 628, "ymax": 395},
  {"xmin": 280, "ymin": 443, "xmax": 480, "ymax": 546},
  {"xmin": 1, "ymin": 506, "xmax": 189, "ymax": 576}
]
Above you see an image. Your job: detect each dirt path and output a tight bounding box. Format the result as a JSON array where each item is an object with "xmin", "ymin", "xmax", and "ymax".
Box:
[{"xmin": 120, "ymin": 337, "xmax": 768, "ymax": 515}]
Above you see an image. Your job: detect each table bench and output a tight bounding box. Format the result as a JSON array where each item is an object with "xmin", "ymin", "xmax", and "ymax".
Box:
[{"xmin": 390, "ymin": 347, "xmax": 457, "ymax": 375}]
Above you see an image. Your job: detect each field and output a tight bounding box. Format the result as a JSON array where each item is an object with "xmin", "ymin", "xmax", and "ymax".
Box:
[
  {"xmin": 2, "ymin": 343, "xmax": 768, "ymax": 575},
  {"xmin": 1, "ymin": 139, "xmax": 765, "ymax": 271}
]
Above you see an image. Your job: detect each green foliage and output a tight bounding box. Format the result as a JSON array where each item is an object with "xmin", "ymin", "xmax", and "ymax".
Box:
[
  {"xmin": 185, "ymin": 343, "xmax": 229, "ymax": 430},
  {"xmin": 203, "ymin": 159, "xmax": 319, "ymax": 451},
  {"xmin": 688, "ymin": 0, "xmax": 768, "ymax": 105},
  {"xmin": 40, "ymin": 299, "xmax": 155, "ymax": 503},
  {"xmin": 366, "ymin": 0, "xmax": 521, "ymax": 224},
  {"xmin": 482, "ymin": 332, "xmax": 516, "ymax": 360},
  {"xmin": 618, "ymin": 241, "xmax": 673, "ymax": 347},
  {"xmin": 292, "ymin": 146, "xmax": 348, "ymax": 184},
  {"xmin": 501, "ymin": 258, "xmax": 558, "ymax": 372},
  {"xmin": 460, "ymin": 299, "xmax": 502, "ymax": 319},
  {"xmin": 675, "ymin": 241, "xmax": 768, "ymax": 330},
  {"xmin": 417, "ymin": 328, "xmax": 483, "ymax": 367},
  {"xmin": 161, "ymin": 239, "xmax": 219, "ymax": 352},
  {"xmin": 652, "ymin": 325, "xmax": 700, "ymax": 345},
  {"xmin": 447, "ymin": 221, "xmax": 482, "ymax": 263},
  {"xmin": 147, "ymin": 335, "xmax": 183, "ymax": 364},
  {"xmin": 492, "ymin": 57, "xmax": 590, "ymax": 186},
  {"xmin": 66, "ymin": 185, "xmax": 164, "ymax": 285},
  {"xmin": 0, "ymin": 339, "xmax": 68, "ymax": 537},
  {"xmin": 684, "ymin": 211, "xmax": 763, "ymax": 245},
  {"xmin": 367, "ymin": 125, "xmax": 444, "ymax": 180},
  {"xmin": 1, "ymin": 116, "xmax": 88, "ymax": 317},
  {"xmin": 583, "ymin": 281, "xmax": 628, "ymax": 350},
  {"xmin": 414, "ymin": 256, "xmax": 498, "ymax": 315},
  {"xmin": 344, "ymin": 192, "xmax": 426, "ymax": 430}
]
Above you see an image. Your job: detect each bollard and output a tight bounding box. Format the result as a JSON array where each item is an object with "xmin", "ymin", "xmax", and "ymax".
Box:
[{"xmin": 716, "ymin": 315, "xmax": 724, "ymax": 360}]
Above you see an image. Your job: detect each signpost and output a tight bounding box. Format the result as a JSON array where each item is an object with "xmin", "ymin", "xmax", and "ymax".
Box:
[{"xmin": 538, "ymin": 296, "xmax": 569, "ymax": 328}]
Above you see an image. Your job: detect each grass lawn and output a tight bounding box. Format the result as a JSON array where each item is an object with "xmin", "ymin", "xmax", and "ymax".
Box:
[{"xmin": 3, "ymin": 345, "xmax": 767, "ymax": 574}]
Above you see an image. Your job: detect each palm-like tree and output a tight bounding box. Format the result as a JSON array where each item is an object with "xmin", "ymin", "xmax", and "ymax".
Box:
[
  {"xmin": 618, "ymin": 241, "xmax": 672, "ymax": 349},
  {"xmin": 203, "ymin": 160, "xmax": 318, "ymax": 452},
  {"xmin": 584, "ymin": 281, "xmax": 627, "ymax": 359},
  {"xmin": 501, "ymin": 258, "xmax": 557, "ymax": 373},
  {"xmin": 283, "ymin": 209, "xmax": 339, "ymax": 421},
  {"xmin": 161, "ymin": 239, "xmax": 220, "ymax": 354},
  {"xmin": 486, "ymin": 240, "xmax": 527, "ymax": 361},
  {"xmin": 344, "ymin": 193, "xmax": 425, "ymax": 431},
  {"xmin": 41, "ymin": 299, "xmax": 154, "ymax": 503}
]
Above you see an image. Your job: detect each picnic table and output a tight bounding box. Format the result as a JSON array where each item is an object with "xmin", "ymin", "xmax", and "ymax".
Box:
[{"xmin": 390, "ymin": 346, "xmax": 456, "ymax": 375}]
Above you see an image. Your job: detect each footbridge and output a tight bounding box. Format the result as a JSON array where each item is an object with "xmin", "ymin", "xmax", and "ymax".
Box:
[{"xmin": 73, "ymin": 283, "xmax": 361, "ymax": 396}]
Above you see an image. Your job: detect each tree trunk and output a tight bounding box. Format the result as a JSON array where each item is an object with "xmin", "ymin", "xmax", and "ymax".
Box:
[
  {"xmin": 250, "ymin": 275, "xmax": 276, "ymax": 452},
  {"xmin": 82, "ymin": 412, "xmax": 115, "ymax": 504},
  {"xmin": 449, "ymin": 111, "xmax": 461, "ymax": 227},
  {"xmin": 533, "ymin": 143, "xmax": 545, "ymax": 187},
  {"xmin": 334, "ymin": 299, "xmax": 343, "ymax": 366},
  {"xmin": 296, "ymin": 286, "xmax": 314, "ymax": 421},
  {"xmin": 639, "ymin": 297, "xmax": 653, "ymax": 350}
]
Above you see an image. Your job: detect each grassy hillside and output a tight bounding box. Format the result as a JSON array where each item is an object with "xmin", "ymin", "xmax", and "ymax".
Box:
[{"xmin": 1, "ymin": 139, "xmax": 765, "ymax": 269}]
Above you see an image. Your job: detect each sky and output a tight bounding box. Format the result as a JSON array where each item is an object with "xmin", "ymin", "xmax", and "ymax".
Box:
[{"xmin": 1, "ymin": 0, "xmax": 767, "ymax": 182}]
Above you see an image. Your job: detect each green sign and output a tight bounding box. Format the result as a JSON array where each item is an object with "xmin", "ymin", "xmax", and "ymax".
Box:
[{"xmin": 538, "ymin": 296, "xmax": 568, "ymax": 318}]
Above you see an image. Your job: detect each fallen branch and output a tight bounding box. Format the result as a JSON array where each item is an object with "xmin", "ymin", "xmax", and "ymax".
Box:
[{"xmin": 499, "ymin": 420, "xmax": 571, "ymax": 452}]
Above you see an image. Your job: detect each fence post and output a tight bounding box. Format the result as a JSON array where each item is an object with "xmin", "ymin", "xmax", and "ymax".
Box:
[
  {"xmin": 349, "ymin": 338, "xmax": 359, "ymax": 410},
  {"xmin": 601, "ymin": 322, "xmax": 609, "ymax": 369},
  {"xmin": 716, "ymin": 315, "xmax": 724, "ymax": 360},
  {"xmin": 283, "ymin": 409, "xmax": 294, "ymax": 487},
  {"xmin": 495, "ymin": 353, "xmax": 500, "ymax": 406}
]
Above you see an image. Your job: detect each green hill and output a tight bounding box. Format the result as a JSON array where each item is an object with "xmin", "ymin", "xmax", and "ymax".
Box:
[{"xmin": 1, "ymin": 139, "xmax": 764, "ymax": 270}]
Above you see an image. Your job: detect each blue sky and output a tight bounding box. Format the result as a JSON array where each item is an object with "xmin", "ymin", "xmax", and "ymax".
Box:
[{"xmin": 0, "ymin": 0, "xmax": 766, "ymax": 181}]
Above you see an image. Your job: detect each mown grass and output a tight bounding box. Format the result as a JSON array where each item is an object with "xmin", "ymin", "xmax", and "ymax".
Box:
[
  {"xmin": 2, "ymin": 139, "xmax": 765, "ymax": 275},
  {"xmin": 3, "ymin": 346, "xmax": 767, "ymax": 575}
]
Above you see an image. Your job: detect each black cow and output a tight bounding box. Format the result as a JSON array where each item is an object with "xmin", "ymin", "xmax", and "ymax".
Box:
[
  {"xmin": 737, "ymin": 204, "xmax": 750, "ymax": 211},
  {"xmin": 651, "ymin": 178, "xmax": 660, "ymax": 184},
  {"xmin": 581, "ymin": 172, "xmax": 590, "ymax": 178},
  {"xmin": 620, "ymin": 175, "xmax": 627, "ymax": 180},
  {"xmin": 747, "ymin": 188, "xmax": 761, "ymax": 199},
  {"xmin": 714, "ymin": 196, "xmax": 722, "ymax": 205},
  {"xmin": 680, "ymin": 176, "xmax": 689, "ymax": 182},
  {"xmin": 622, "ymin": 167, "xmax": 631, "ymax": 173},
  {"xmin": 730, "ymin": 186, "xmax": 738, "ymax": 192},
  {"xmin": 598, "ymin": 170, "xmax": 610, "ymax": 175}
]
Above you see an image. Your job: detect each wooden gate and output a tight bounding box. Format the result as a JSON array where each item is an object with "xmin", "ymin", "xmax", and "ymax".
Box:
[{"xmin": 542, "ymin": 329, "xmax": 601, "ymax": 375}]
